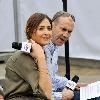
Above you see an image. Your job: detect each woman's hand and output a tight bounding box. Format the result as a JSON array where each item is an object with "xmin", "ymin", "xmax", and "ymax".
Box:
[{"xmin": 30, "ymin": 39, "xmax": 45, "ymax": 59}]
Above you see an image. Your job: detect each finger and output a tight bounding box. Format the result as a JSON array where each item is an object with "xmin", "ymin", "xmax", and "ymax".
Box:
[{"xmin": 75, "ymin": 86, "xmax": 80, "ymax": 91}]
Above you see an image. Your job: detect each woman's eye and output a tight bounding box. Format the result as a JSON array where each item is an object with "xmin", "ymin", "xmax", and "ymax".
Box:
[
  {"xmin": 38, "ymin": 27, "xmax": 52, "ymax": 31},
  {"xmin": 39, "ymin": 27, "xmax": 44, "ymax": 30},
  {"xmin": 47, "ymin": 27, "xmax": 52, "ymax": 31}
]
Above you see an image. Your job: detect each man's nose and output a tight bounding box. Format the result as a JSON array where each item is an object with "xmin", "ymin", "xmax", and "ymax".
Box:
[{"xmin": 62, "ymin": 32, "xmax": 71, "ymax": 38}]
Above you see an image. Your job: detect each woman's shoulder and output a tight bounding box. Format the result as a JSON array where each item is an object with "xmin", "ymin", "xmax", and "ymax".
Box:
[
  {"xmin": 7, "ymin": 50, "xmax": 32, "ymax": 63},
  {"xmin": 15, "ymin": 50, "xmax": 32, "ymax": 61}
]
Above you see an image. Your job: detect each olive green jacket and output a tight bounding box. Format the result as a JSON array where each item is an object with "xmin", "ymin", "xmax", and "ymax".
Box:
[{"xmin": 3, "ymin": 51, "xmax": 47, "ymax": 100}]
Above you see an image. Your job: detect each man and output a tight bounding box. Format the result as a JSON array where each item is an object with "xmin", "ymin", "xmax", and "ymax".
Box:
[
  {"xmin": 44, "ymin": 11, "xmax": 78, "ymax": 100},
  {"xmin": 44, "ymin": 11, "xmax": 100, "ymax": 100}
]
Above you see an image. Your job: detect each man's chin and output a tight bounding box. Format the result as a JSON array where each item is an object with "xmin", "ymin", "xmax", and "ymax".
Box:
[
  {"xmin": 56, "ymin": 39, "xmax": 66, "ymax": 46},
  {"xmin": 56, "ymin": 42, "xmax": 64, "ymax": 46}
]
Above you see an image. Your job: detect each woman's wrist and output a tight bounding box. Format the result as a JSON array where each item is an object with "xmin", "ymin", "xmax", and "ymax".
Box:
[{"xmin": 39, "ymin": 68, "xmax": 49, "ymax": 74}]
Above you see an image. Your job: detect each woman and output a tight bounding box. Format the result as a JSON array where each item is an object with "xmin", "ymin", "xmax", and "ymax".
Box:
[{"xmin": 3, "ymin": 13, "xmax": 52, "ymax": 100}]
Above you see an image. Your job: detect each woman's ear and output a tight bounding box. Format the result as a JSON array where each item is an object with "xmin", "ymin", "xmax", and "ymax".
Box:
[
  {"xmin": 30, "ymin": 31, "xmax": 35, "ymax": 39},
  {"xmin": 29, "ymin": 33, "xmax": 33, "ymax": 39}
]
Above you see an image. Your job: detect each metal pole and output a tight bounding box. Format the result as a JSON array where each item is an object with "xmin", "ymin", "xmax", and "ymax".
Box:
[
  {"xmin": 13, "ymin": 0, "xmax": 19, "ymax": 42},
  {"xmin": 62, "ymin": 0, "xmax": 70, "ymax": 80}
]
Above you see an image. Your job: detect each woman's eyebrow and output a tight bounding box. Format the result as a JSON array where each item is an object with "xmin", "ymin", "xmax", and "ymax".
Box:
[{"xmin": 38, "ymin": 26, "xmax": 44, "ymax": 27}]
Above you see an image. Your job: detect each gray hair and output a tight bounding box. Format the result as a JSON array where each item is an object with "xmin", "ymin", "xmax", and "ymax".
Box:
[{"xmin": 52, "ymin": 11, "xmax": 75, "ymax": 22}]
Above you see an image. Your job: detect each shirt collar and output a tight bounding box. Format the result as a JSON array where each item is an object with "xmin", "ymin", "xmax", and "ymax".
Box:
[{"xmin": 47, "ymin": 42, "xmax": 57, "ymax": 55}]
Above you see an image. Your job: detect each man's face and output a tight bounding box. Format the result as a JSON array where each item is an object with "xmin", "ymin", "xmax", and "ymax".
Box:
[{"xmin": 52, "ymin": 16, "xmax": 74, "ymax": 46}]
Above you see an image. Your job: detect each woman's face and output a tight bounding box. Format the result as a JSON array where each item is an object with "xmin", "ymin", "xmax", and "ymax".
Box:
[{"xmin": 31, "ymin": 18, "xmax": 52, "ymax": 46}]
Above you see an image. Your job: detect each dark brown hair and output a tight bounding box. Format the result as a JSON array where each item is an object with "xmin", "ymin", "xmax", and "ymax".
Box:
[{"xmin": 25, "ymin": 13, "xmax": 52, "ymax": 40}]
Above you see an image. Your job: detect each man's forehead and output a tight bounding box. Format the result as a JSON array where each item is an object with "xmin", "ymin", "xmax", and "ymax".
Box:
[
  {"xmin": 59, "ymin": 16, "xmax": 73, "ymax": 22},
  {"xmin": 58, "ymin": 17, "xmax": 74, "ymax": 25}
]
